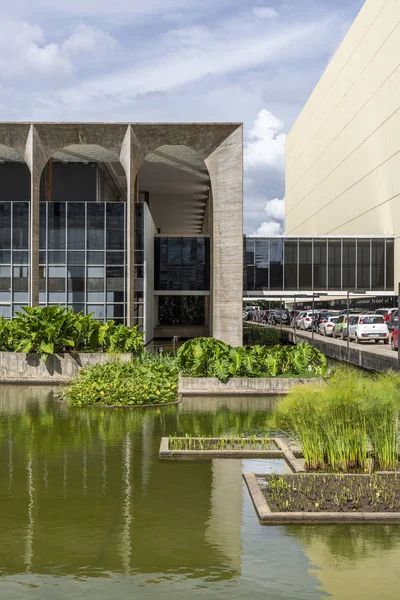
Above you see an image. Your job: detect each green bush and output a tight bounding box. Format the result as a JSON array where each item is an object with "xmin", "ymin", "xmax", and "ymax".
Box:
[
  {"xmin": 274, "ymin": 370, "xmax": 400, "ymax": 472},
  {"xmin": 62, "ymin": 354, "xmax": 179, "ymax": 407},
  {"xmin": 177, "ymin": 338, "xmax": 326, "ymax": 383},
  {"xmin": 0, "ymin": 306, "xmax": 144, "ymax": 361}
]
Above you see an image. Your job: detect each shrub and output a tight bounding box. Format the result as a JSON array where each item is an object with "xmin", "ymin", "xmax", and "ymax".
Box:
[
  {"xmin": 274, "ymin": 370, "xmax": 400, "ymax": 472},
  {"xmin": 0, "ymin": 306, "xmax": 144, "ymax": 361},
  {"xmin": 62, "ymin": 354, "xmax": 179, "ymax": 407},
  {"xmin": 177, "ymin": 338, "xmax": 326, "ymax": 382}
]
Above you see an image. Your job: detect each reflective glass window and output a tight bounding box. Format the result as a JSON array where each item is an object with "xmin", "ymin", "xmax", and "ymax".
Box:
[
  {"xmin": 67, "ymin": 203, "xmax": 85, "ymax": 249},
  {"xmin": 357, "ymin": 240, "xmax": 370, "ymax": 290},
  {"xmin": 0, "ymin": 204, "xmax": 11, "ymax": 250},
  {"xmin": 106, "ymin": 204, "xmax": 124, "ymax": 250},
  {"xmin": 328, "ymin": 240, "xmax": 342, "ymax": 290},
  {"xmin": 12, "ymin": 203, "xmax": 29, "ymax": 249},
  {"xmin": 48, "ymin": 203, "xmax": 66, "ymax": 249},
  {"xmin": 371, "ymin": 240, "xmax": 385, "ymax": 290},
  {"xmin": 284, "ymin": 240, "xmax": 297, "ymax": 291},
  {"xmin": 87, "ymin": 203, "xmax": 104, "ymax": 250},
  {"xmin": 313, "ymin": 240, "xmax": 327, "ymax": 290},
  {"xmin": 386, "ymin": 240, "xmax": 394, "ymax": 291},
  {"xmin": 299, "ymin": 240, "xmax": 312, "ymax": 290},
  {"xmin": 270, "ymin": 239, "xmax": 283, "ymax": 290},
  {"xmin": 342, "ymin": 240, "xmax": 356, "ymax": 290},
  {"xmin": 254, "ymin": 239, "xmax": 269, "ymax": 291}
]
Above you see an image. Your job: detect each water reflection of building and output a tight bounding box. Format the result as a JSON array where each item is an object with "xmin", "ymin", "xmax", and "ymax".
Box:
[
  {"xmin": 0, "ymin": 386, "xmax": 245, "ymax": 579},
  {"xmin": 290, "ymin": 525, "xmax": 400, "ymax": 600}
]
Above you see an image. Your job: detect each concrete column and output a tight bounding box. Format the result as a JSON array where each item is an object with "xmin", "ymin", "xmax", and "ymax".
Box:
[
  {"xmin": 24, "ymin": 126, "xmax": 47, "ymax": 307},
  {"xmin": 205, "ymin": 126, "xmax": 243, "ymax": 346},
  {"xmin": 120, "ymin": 126, "xmax": 137, "ymax": 327}
]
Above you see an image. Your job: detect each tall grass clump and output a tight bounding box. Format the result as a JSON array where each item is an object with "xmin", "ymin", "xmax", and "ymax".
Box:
[{"xmin": 274, "ymin": 369, "xmax": 400, "ymax": 472}]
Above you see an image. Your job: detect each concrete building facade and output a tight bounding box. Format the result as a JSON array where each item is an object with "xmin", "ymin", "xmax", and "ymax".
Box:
[
  {"xmin": 286, "ymin": 0, "xmax": 400, "ymax": 285},
  {"xmin": 0, "ymin": 122, "xmax": 243, "ymax": 347}
]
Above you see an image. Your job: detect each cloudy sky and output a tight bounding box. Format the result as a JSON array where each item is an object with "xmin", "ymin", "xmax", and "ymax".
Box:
[{"xmin": 0, "ymin": 0, "xmax": 365, "ymax": 233}]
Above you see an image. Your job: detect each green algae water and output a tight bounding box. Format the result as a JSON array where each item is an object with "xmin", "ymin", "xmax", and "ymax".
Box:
[{"xmin": 1, "ymin": 387, "xmax": 400, "ymax": 599}]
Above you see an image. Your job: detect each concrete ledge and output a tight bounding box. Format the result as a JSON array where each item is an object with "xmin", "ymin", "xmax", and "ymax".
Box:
[
  {"xmin": 243, "ymin": 472, "xmax": 400, "ymax": 525},
  {"xmin": 178, "ymin": 376, "xmax": 323, "ymax": 396},
  {"xmin": 159, "ymin": 437, "xmax": 304, "ymax": 470},
  {"xmin": 0, "ymin": 352, "xmax": 132, "ymax": 382}
]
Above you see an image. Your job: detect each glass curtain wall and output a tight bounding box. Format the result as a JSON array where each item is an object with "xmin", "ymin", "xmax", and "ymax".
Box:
[
  {"xmin": 0, "ymin": 202, "xmax": 30, "ymax": 318},
  {"xmin": 39, "ymin": 202, "xmax": 126, "ymax": 322},
  {"xmin": 154, "ymin": 237, "xmax": 210, "ymax": 291},
  {"xmin": 244, "ymin": 237, "xmax": 394, "ymax": 293},
  {"xmin": 134, "ymin": 203, "xmax": 144, "ymax": 331}
]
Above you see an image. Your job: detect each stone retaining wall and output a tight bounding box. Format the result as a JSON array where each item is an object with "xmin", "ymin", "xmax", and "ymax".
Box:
[
  {"xmin": 178, "ymin": 376, "xmax": 322, "ymax": 396},
  {"xmin": 0, "ymin": 352, "xmax": 132, "ymax": 383}
]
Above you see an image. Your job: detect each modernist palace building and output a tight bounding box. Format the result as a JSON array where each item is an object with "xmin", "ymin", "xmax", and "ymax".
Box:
[{"xmin": 0, "ymin": 123, "xmax": 243, "ymax": 346}]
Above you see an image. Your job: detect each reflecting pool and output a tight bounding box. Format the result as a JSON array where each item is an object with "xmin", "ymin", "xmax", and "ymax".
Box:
[{"xmin": 1, "ymin": 386, "xmax": 400, "ymax": 599}]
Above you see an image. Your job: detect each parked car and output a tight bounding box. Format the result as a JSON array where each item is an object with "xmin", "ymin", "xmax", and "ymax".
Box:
[
  {"xmin": 374, "ymin": 308, "xmax": 397, "ymax": 323},
  {"xmin": 269, "ymin": 309, "xmax": 290, "ymax": 325},
  {"xmin": 388, "ymin": 314, "xmax": 398, "ymax": 332},
  {"xmin": 313, "ymin": 311, "xmax": 339, "ymax": 333},
  {"xmin": 319, "ymin": 316, "xmax": 339, "ymax": 336},
  {"xmin": 290, "ymin": 310, "xmax": 301, "ymax": 327},
  {"xmin": 295, "ymin": 311, "xmax": 307, "ymax": 328},
  {"xmin": 348, "ymin": 314, "xmax": 389, "ymax": 344},
  {"xmin": 391, "ymin": 328, "xmax": 398, "ymax": 351},
  {"xmin": 333, "ymin": 315, "xmax": 349, "ymax": 338},
  {"xmin": 300, "ymin": 311, "xmax": 317, "ymax": 331}
]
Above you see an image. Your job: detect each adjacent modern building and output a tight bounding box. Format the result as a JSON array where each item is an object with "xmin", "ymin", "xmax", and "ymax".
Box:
[
  {"xmin": 285, "ymin": 0, "xmax": 400, "ymax": 285},
  {"xmin": 0, "ymin": 123, "xmax": 243, "ymax": 347}
]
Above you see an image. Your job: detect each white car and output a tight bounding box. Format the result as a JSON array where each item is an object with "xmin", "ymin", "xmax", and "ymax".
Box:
[
  {"xmin": 300, "ymin": 311, "xmax": 316, "ymax": 331},
  {"xmin": 319, "ymin": 316, "xmax": 339, "ymax": 336},
  {"xmin": 295, "ymin": 311, "xmax": 306, "ymax": 328},
  {"xmin": 348, "ymin": 314, "xmax": 389, "ymax": 344}
]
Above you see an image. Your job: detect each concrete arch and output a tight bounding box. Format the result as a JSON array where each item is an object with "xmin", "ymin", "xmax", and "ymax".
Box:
[{"xmin": 138, "ymin": 143, "xmax": 211, "ymax": 234}]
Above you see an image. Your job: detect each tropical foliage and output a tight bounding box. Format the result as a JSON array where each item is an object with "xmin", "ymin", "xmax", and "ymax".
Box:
[
  {"xmin": 62, "ymin": 353, "xmax": 179, "ymax": 407},
  {"xmin": 177, "ymin": 337, "xmax": 326, "ymax": 382},
  {"xmin": 0, "ymin": 306, "xmax": 144, "ymax": 361},
  {"xmin": 274, "ymin": 370, "xmax": 400, "ymax": 472}
]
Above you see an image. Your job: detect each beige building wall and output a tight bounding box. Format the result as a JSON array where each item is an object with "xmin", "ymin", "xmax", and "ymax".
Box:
[{"xmin": 285, "ymin": 0, "xmax": 400, "ymax": 284}]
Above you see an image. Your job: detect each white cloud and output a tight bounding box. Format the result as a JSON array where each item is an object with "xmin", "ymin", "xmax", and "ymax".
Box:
[
  {"xmin": 245, "ymin": 109, "xmax": 287, "ymax": 169},
  {"xmin": 256, "ymin": 220, "xmax": 283, "ymax": 236},
  {"xmin": 0, "ymin": 21, "xmax": 73, "ymax": 79},
  {"xmin": 252, "ymin": 7, "xmax": 279, "ymax": 20},
  {"xmin": 265, "ymin": 197, "xmax": 285, "ymax": 221}
]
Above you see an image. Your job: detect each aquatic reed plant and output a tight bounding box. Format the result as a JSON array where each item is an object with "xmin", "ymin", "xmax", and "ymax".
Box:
[{"xmin": 274, "ymin": 370, "xmax": 400, "ymax": 472}]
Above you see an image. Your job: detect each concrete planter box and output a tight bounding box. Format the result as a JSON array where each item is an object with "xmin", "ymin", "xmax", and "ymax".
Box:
[
  {"xmin": 178, "ymin": 376, "xmax": 322, "ymax": 397},
  {"xmin": 0, "ymin": 352, "xmax": 132, "ymax": 383}
]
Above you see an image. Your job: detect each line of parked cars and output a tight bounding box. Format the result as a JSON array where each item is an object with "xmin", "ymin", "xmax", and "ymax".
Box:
[{"xmin": 290, "ymin": 308, "xmax": 400, "ymax": 347}]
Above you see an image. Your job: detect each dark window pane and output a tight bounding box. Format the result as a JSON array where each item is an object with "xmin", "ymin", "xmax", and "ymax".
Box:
[
  {"xmin": 357, "ymin": 240, "xmax": 370, "ymax": 290},
  {"xmin": 67, "ymin": 203, "xmax": 85, "ymax": 249},
  {"xmin": 386, "ymin": 240, "xmax": 394, "ymax": 291},
  {"xmin": 270, "ymin": 239, "xmax": 283, "ymax": 291},
  {"xmin": 68, "ymin": 267, "xmax": 85, "ymax": 292},
  {"xmin": 0, "ymin": 251, "xmax": 11, "ymax": 263},
  {"xmin": 343, "ymin": 240, "xmax": 356, "ymax": 290},
  {"xmin": 371, "ymin": 240, "xmax": 385, "ymax": 290},
  {"xmin": 246, "ymin": 265, "xmax": 255, "ymax": 291},
  {"xmin": 106, "ymin": 204, "xmax": 124, "ymax": 250},
  {"xmin": 67, "ymin": 251, "xmax": 85, "ymax": 265},
  {"xmin": 158, "ymin": 296, "xmax": 205, "ymax": 326},
  {"xmin": 87, "ymin": 203, "xmax": 104, "ymax": 250},
  {"xmin": 48, "ymin": 203, "xmax": 66, "ymax": 249},
  {"xmin": 13, "ymin": 251, "xmax": 29, "ymax": 264},
  {"xmin": 0, "ymin": 204, "xmax": 11, "ymax": 250},
  {"xmin": 255, "ymin": 239, "xmax": 269, "ymax": 291},
  {"xmin": 328, "ymin": 240, "xmax": 342, "ymax": 290},
  {"xmin": 39, "ymin": 203, "xmax": 46, "ymax": 250},
  {"xmin": 106, "ymin": 252, "xmax": 124, "ymax": 265},
  {"xmin": 313, "ymin": 240, "xmax": 327, "ymax": 290},
  {"xmin": 48, "ymin": 251, "xmax": 66, "ymax": 264},
  {"xmin": 284, "ymin": 240, "xmax": 298, "ymax": 291},
  {"xmin": 299, "ymin": 240, "xmax": 312, "ymax": 290},
  {"xmin": 12, "ymin": 203, "xmax": 29, "ymax": 249},
  {"xmin": 154, "ymin": 237, "xmax": 210, "ymax": 291},
  {"xmin": 88, "ymin": 251, "xmax": 104, "ymax": 265}
]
